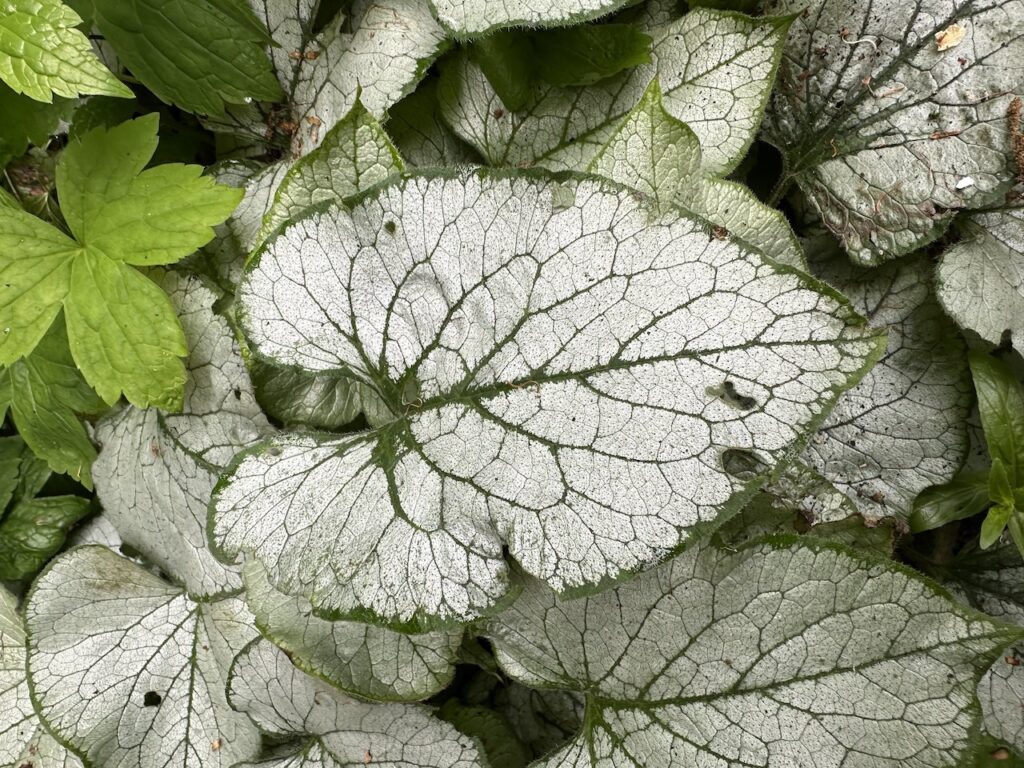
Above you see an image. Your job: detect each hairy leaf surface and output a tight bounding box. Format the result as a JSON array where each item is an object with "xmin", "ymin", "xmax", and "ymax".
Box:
[
  {"xmin": 25, "ymin": 546, "xmax": 261, "ymax": 768},
  {"xmin": 85, "ymin": 0, "xmax": 282, "ymax": 115},
  {"xmin": 764, "ymin": 0, "xmax": 1024, "ymax": 264},
  {"xmin": 92, "ymin": 273, "xmax": 271, "ymax": 598},
  {"xmin": 214, "ymin": 169, "xmax": 883, "ymax": 628},
  {"xmin": 485, "ymin": 537, "xmax": 1022, "ymax": 767},
  {"xmin": 440, "ymin": 8, "xmax": 791, "ymax": 176},
  {"xmin": 227, "ymin": 638, "xmax": 486, "ymax": 767}
]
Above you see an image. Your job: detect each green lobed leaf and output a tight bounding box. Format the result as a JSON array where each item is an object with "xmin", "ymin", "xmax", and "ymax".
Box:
[
  {"xmin": 587, "ymin": 79, "xmax": 805, "ymax": 269},
  {"xmin": 213, "ymin": 169, "xmax": 884, "ymax": 629},
  {"xmin": 764, "ymin": 0, "xmax": 1024, "ymax": 265},
  {"xmin": 0, "ymin": 114, "xmax": 243, "ymax": 409},
  {"xmin": 82, "ymin": 0, "xmax": 282, "ymax": 115},
  {"xmin": 970, "ymin": 352, "xmax": 1024, "ymax": 489},
  {"xmin": 25, "ymin": 545, "xmax": 261, "ymax": 768},
  {"xmin": 485, "ymin": 536, "xmax": 1024, "ymax": 767},
  {"xmin": 226, "ymin": 638, "xmax": 487, "ymax": 767},
  {"xmin": 0, "ymin": 0, "xmax": 130, "ymax": 102}
]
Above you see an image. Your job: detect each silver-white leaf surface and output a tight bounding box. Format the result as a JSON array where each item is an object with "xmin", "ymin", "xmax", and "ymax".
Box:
[{"xmin": 214, "ymin": 169, "xmax": 883, "ymax": 627}]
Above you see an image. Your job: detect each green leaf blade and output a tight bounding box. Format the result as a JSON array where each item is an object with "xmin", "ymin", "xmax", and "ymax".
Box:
[
  {"xmin": 0, "ymin": 0, "xmax": 130, "ymax": 102},
  {"xmin": 88, "ymin": 0, "xmax": 282, "ymax": 114},
  {"xmin": 65, "ymin": 252, "xmax": 187, "ymax": 409},
  {"xmin": 970, "ymin": 352, "xmax": 1024, "ymax": 489},
  {"xmin": 0, "ymin": 495, "xmax": 90, "ymax": 580}
]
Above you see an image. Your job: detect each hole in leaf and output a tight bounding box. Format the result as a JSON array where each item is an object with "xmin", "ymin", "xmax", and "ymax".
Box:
[{"xmin": 143, "ymin": 691, "xmax": 162, "ymax": 707}]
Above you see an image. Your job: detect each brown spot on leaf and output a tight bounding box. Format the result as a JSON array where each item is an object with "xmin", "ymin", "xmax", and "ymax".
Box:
[{"xmin": 935, "ymin": 23, "xmax": 966, "ymax": 51}]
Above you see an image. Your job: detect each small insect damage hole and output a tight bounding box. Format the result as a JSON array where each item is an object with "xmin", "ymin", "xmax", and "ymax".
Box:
[
  {"xmin": 706, "ymin": 380, "xmax": 758, "ymax": 410},
  {"xmin": 143, "ymin": 691, "xmax": 162, "ymax": 707}
]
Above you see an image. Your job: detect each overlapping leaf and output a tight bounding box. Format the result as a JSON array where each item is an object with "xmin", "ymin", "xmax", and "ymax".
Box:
[
  {"xmin": 84, "ymin": 0, "xmax": 282, "ymax": 115},
  {"xmin": 213, "ymin": 169, "xmax": 883, "ymax": 628},
  {"xmin": 429, "ymin": 0, "xmax": 635, "ymax": 37},
  {"xmin": 0, "ymin": 0, "xmax": 130, "ymax": 102},
  {"xmin": 0, "ymin": 115, "xmax": 242, "ymax": 409},
  {"xmin": 26, "ymin": 546, "xmax": 261, "ymax": 768},
  {"xmin": 227, "ymin": 638, "xmax": 486, "ymax": 768},
  {"xmin": 764, "ymin": 0, "xmax": 1024, "ymax": 264},
  {"xmin": 803, "ymin": 242, "xmax": 972, "ymax": 517},
  {"xmin": 440, "ymin": 7, "xmax": 791, "ymax": 176},
  {"xmin": 243, "ymin": 561, "xmax": 461, "ymax": 702},
  {"xmin": 937, "ymin": 193, "xmax": 1023, "ymax": 347},
  {"xmin": 93, "ymin": 272, "xmax": 271, "ymax": 597},
  {"xmin": 588, "ymin": 80, "xmax": 805, "ymax": 269},
  {"xmin": 0, "ymin": 586, "xmax": 83, "ymax": 768},
  {"xmin": 485, "ymin": 537, "xmax": 1023, "ymax": 767}
]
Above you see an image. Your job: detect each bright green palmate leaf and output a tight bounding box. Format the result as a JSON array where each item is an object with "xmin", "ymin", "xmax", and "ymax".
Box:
[
  {"xmin": 26, "ymin": 546, "xmax": 261, "ymax": 768},
  {"xmin": 0, "ymin": 586, "xmax": 83, "ymax": 767},
  {"xmin": 764, "ymin": 0, "xmax": 1024, "ymax": 265},
  {"xmin": 937, "ymin": 191, "xmax": 1024, "ymax": 347},
  {"xmin": 428, "ymin": 0, "xmax": 636, "ymax": 37},
  {"xmin": 439, "ymin": 7, "xmax": 792, "ymax": 177},
  {"xmin": 484, "ymin": 537, "xmax": 1024, "ymax": 767},
  {"xmin": 0, "ymin": 115, "xmax": 242, "ymax": 409},
  {"xmin": 213, "ymin": 169, "xmax": 883, "ymax": 629},
  {"xmin": 92, "ymin": 273, "xmax": 272, "ymax": 598},
  {"xmin": 0, "ymin": 320, "xmax": 106, "ymax": 486},
  {"xmin": 227, "ymin": 638, "xmax": 487, "ymax": 767},
  {"xmin": 0, "ymin": 0, "xmax": 130, "ymax": 102},
  {"xmin": 79, "ymin": 0, "xmax": 282, "ymax": 115}
]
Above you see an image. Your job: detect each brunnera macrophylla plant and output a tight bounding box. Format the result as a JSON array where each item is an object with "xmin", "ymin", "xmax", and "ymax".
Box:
[{"xmin": 0, "ymin": 0, "xmax": 1024, "ymax": 766}]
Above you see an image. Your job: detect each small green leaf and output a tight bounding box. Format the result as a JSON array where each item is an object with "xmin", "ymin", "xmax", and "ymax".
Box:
[
  {"xmin": 1011, "ymin": 513, "xmax": 1024, "ymax": 559},
  {"xmin": 534, "ymin": 24, "xmax": 652, "ymax": 87},
  {"xmin": 0, "ymin": 321, "xmax": 106, "ymax": 487},
  {"xmin": 0, "ymin": 115, "xmax": 242, "ymax": 408},
  {"xmin": 0, "ymin": 0, "xmax": 130, "ymax": 102},
  {"xmin": 85, "ymin": 0, "xmax": 282, "ymax": 114},
  {"xmin": 970, "ymin": 352, "xmax": 1024, "ymax": 488},
  {"xmin": 910, "ymin": 470, "xmax": 992, "ymax": 533},
  {"xmin": 982, "ymin": 504, "xmax": 1013, "ymax": 549},
  {"xmin": 437, "ymin": 700, "xmax": 530, "ymax": 768},
  {"xmin": 0, "ymin": 436, "xmax": 23, "ymax": 510},
  {"xmin": 467, "ymin": 31, "xmax": 535, "ymax": 111},
  {"xmin": 0, "ymin": 495, "xmax": 90, "ymax": 580},
  {"xmin": 992, "ymin": 458, "xmax": 1016, "ymax": 508},
  {"xmin": 0, "ymin": 83, "xmax": 75, "ymax": 164}
]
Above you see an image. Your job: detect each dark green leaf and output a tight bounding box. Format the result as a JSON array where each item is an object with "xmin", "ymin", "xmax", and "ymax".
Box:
[
  {"xmin": 910, "ymin": 471, "xmax": 992, "ymax": 533},
  {"xmin": 467, "ymin": 30, "xmax": 536, "ymax": 111},
  {"xmin": 437, "ymin": 700, "xmax": 530, "ymax": 768},
  {"xmin": 534, "ymin": 23, "xmax": 652, "ymax": 87},
  {"xmin": 982, "ymin": 504, "xmax": 1013, "ymax": 549},
  {"xmin": 0, "ymin": 436, "xmax": 23, "ymax": 513},
  {"xmin": 86, "ymin": 0, "xmax": 282, "ymax": 115},
  {"xmin": 0, "ymin": 495, "xmax": 89, "ymax": 580},
  {"xmin": 970, "ymin": 352, "xmax": 1024, "ymax": 488}
]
